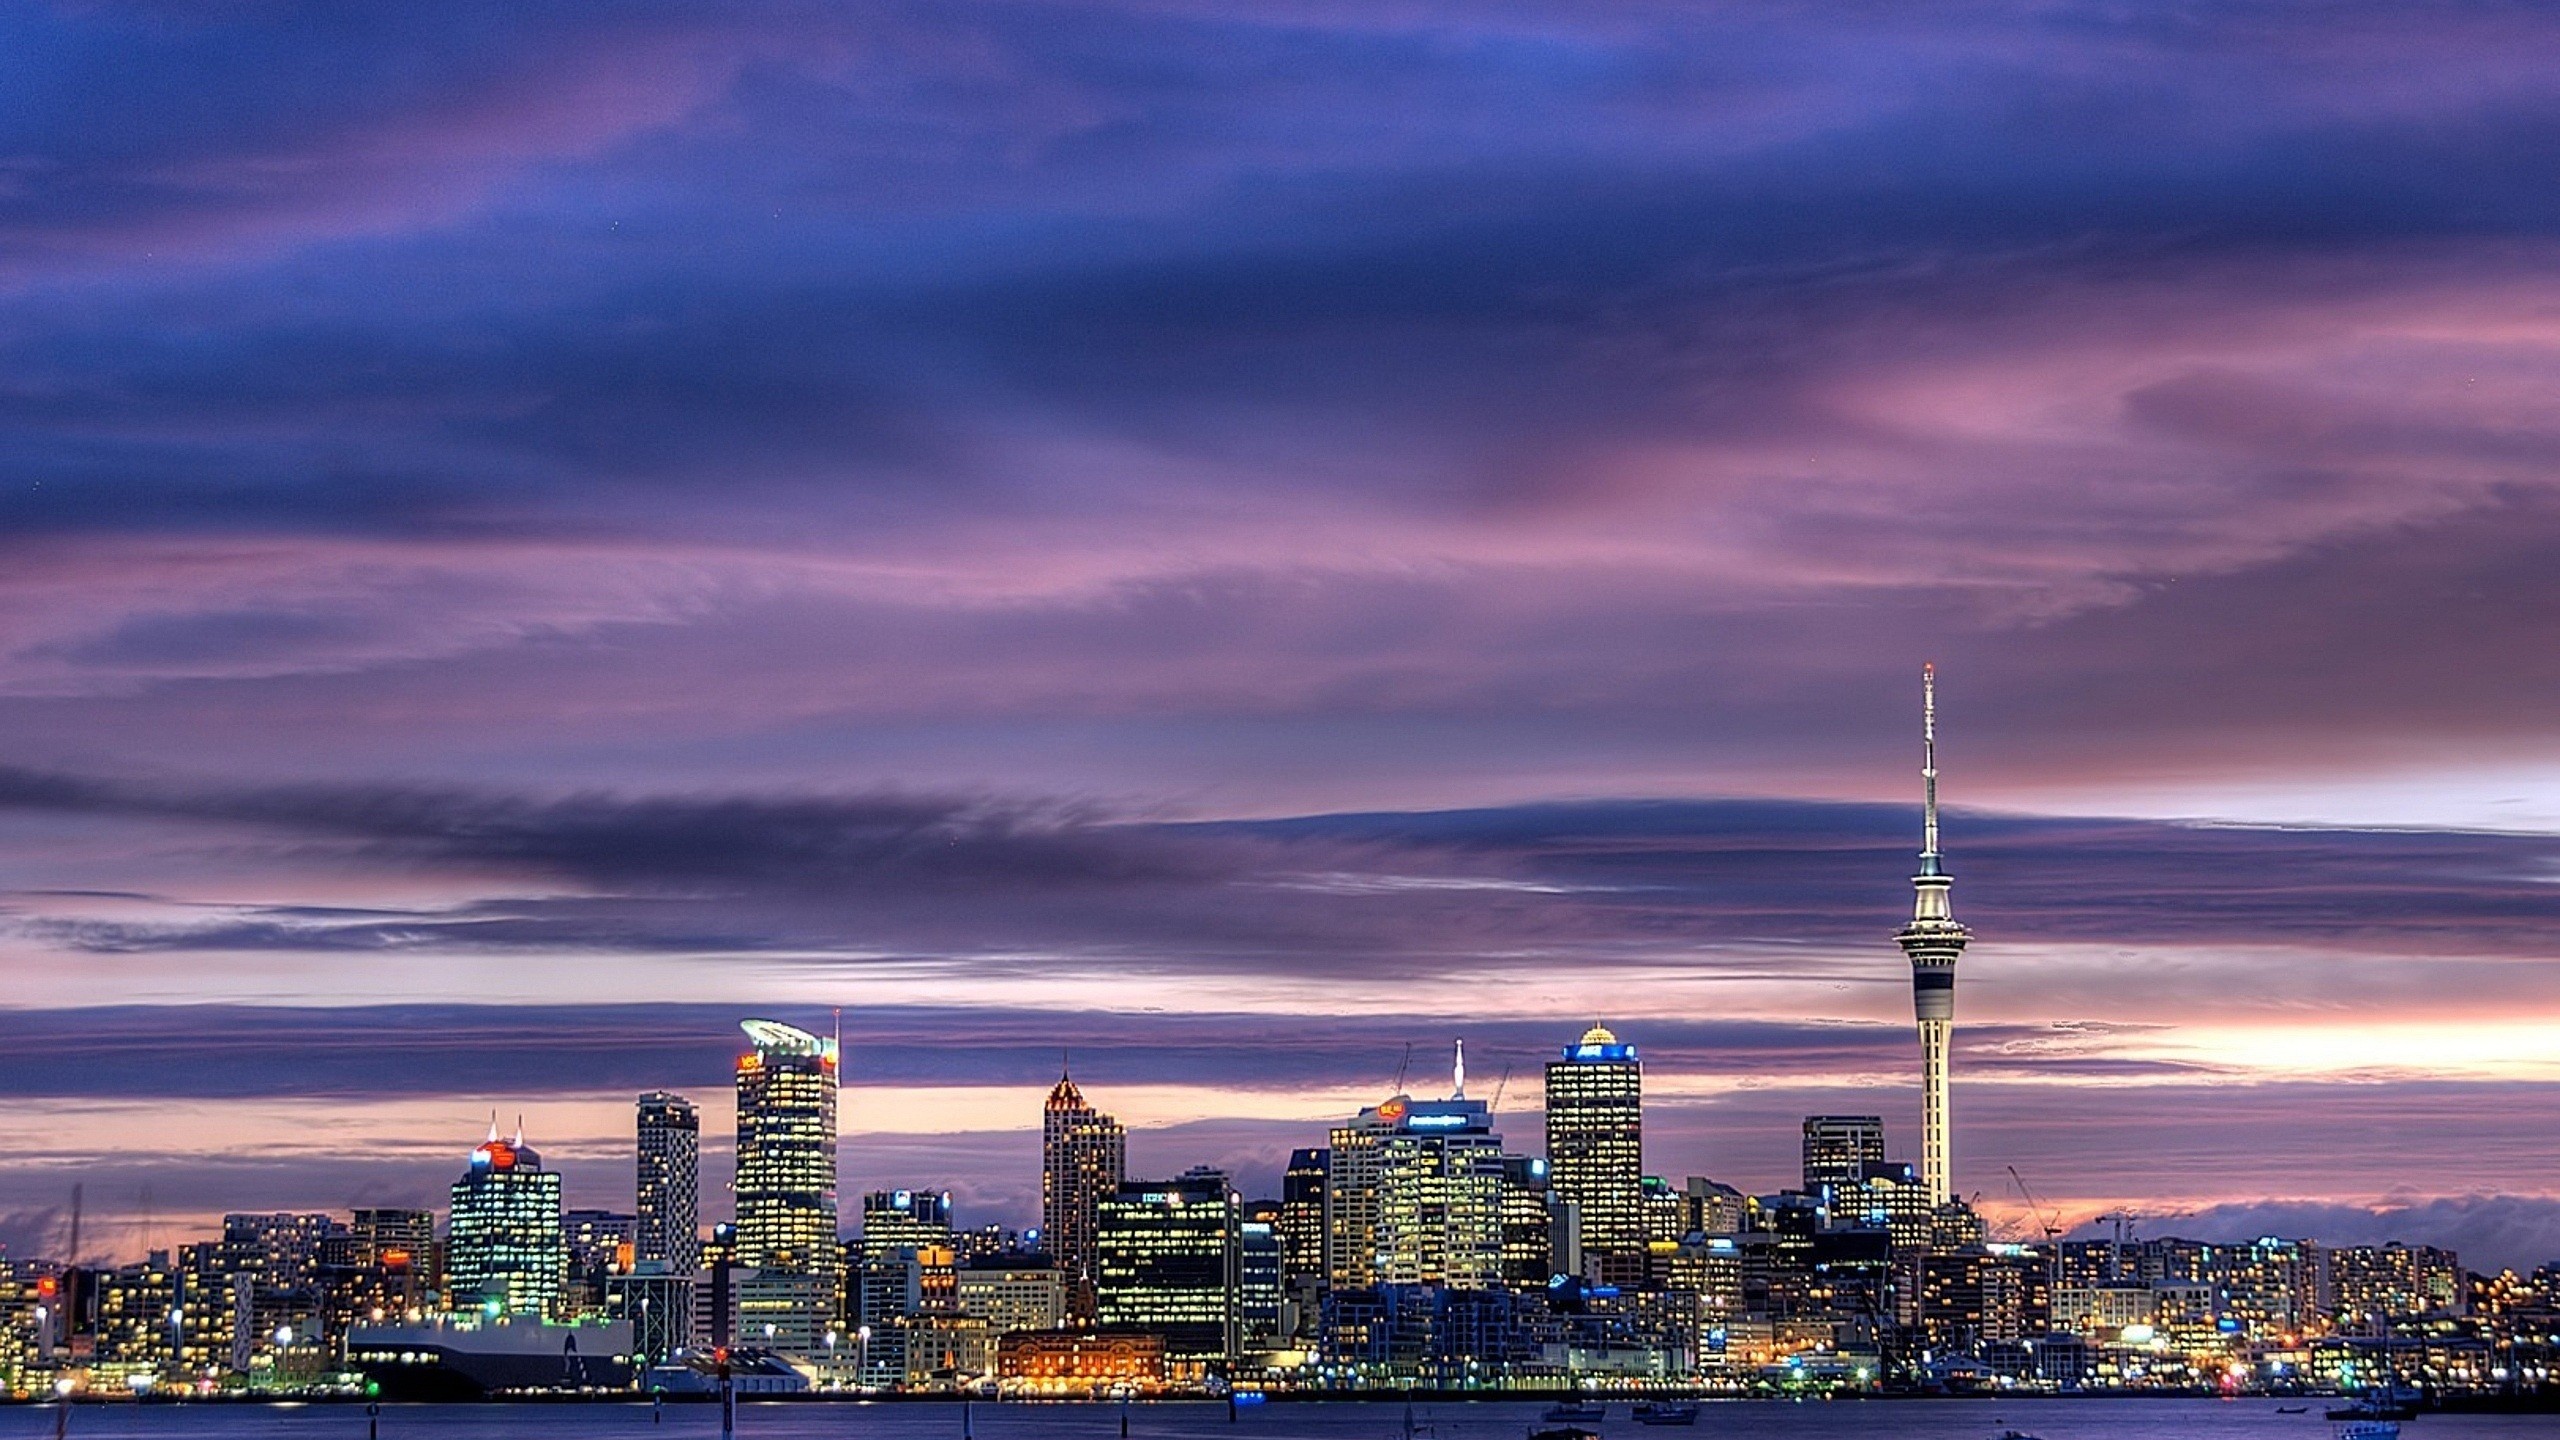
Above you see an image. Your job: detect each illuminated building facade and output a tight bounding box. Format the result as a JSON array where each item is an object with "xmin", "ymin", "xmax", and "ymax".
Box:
[
  {"xmin": 1042, "ymin": 1068, "xmax": 1125, "ymax": 1322},
  {"xmin": 446, "ymin": 1124, "xmax": 567, "ymax": 1318},
  {"xmin": 859, "ymin": 1188, "xmax": 955, "ymax": 1264},
  {"xmin": 1327, "ymin": 1093, "xmax": 1510, "ymax": 1291},
  {"xmin": 957, "ymin": 1261, "xmax": 1065, "ymax": 1337},
  {"xmin": 1802, "ymin": 1116, "xmax": 1886, "ymax": 1194},
  {"xmin": 1279, "ymin": 1148, "xmax": 1329, "ymax": 1286},
  {"xmin": 635, "ymin": 1091, "xmax": 700, "ymax": 1273},
  {"xmin": 1545, "ymin": 1024, "xmax": 1644, "ymax": 1285},
  {"xmin": 1096, "ymin": 1168, "xmax": 1239, "ymax": 1368},
  {"xmin": 733, "ymin": 1018, "xmax": 840, "ymax": 1276},
  {"xmin": 1895, "ymin": 664, "xmax": 1972, "ymax": 1205},
  {"xmin": 2328, "ymin": 1242, "xmax": 2462, "ymax": 1331},
  {"xmin": 996, "ymin": 1328, "xmax": 1165, "ymax": 1394}
]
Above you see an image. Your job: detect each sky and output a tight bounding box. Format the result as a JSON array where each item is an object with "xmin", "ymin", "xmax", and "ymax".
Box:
[{"xmin": 2, "ymin": 0, "xmax": 2560, "ymax": 1272}]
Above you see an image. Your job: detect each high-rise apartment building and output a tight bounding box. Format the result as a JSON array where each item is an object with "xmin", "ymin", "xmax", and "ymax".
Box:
[
  {"xmin": 1042, "ymin": 1067, "xmax": 1125, "ymax": 1321},
  {"xmin": 1096, "ymin": 1168, "xmax": 1238, "ymax": 1368},
  {"xmin": 734, "ymin": 1019, "xmax": 840, "ymax": 1276},
  {"xmin": 635, "ymin": 1091, "xmax": 701, "ymax": 1272},
  {"xmin": 446, "ymin": 1123, "xmax": 566, "ymax": 1317},
  {"xmin": 1802, "ymin": 1116, "xmax": 1887, "ymax": 1194},
  {"xmin": 1544, "ymin": 1024, "xmax": 1644, "ymax": 1285}
]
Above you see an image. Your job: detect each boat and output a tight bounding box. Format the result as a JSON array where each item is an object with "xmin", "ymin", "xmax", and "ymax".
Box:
[
  {"xmin": 1632, "ymin": 1402, "xmax": 1699, "ymax": 1426},
  {"xmin": 346, "ymin": 1317, "xmax": 639, "ymax": 1400},
  {"xmin": 1530, "ymin": 1429, "xmax": 1603, "ymax": 1440},
  {"xmin": 1541, "ymin": 1401, "xmax": 1609, "ymax": 1424},
  {"xmin": 2326, "ymin": 1393, "xmax": 2417, "ymax": 1418},
  {"xmin": 1994, "ymin": 1431, "xmax": 2048, "ymax": 1440},
  {"xmin": 2276, "ymin": 1406, "xmax": 2308, "ymax": 1414},
  {"xmin": 2333, "ymin": 1424, "xmax": 2400, "ymax": 1440}
]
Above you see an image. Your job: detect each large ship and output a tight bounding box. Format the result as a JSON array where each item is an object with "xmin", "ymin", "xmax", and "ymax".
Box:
[{"xmin": 347, "ymin": 1317, "xmax": 636, "ymax": 1399}]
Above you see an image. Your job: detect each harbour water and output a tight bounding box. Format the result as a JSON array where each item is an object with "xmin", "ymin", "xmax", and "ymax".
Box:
[{"xmin": 1, "ymin": 1401, "xmax": 2553, "ymax": 1440}]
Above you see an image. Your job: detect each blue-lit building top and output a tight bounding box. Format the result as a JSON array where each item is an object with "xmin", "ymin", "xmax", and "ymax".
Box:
[{"xmin": 1562, "ymin": 1030, "xmax": 1637, "ymax": 1064}]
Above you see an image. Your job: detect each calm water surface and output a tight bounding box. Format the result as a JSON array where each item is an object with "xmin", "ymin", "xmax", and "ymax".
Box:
[{"xmin": 0, "ymin": 1400, "xmax": 2546, "ymax": 1440}]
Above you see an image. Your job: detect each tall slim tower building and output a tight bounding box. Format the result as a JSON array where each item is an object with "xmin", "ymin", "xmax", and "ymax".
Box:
[
  {"xmin": 1042, "ymin": 1067, "xmax": 1125, "ymax": 1322},
  {"xmin": 733, "ymin": 1019, "xmax": 840, "ymax": 1275},
  {"xmin": 636, "ymin": 1091, "xmax": 700, "ymax": 1272},
  {"xmin": 1894, "ymin": 664, "xmax": 1972, "ymax": 1204},
  {"xmin": 1543, "ymin": 1024, "xmax": 1644, "ymax": 1285}
]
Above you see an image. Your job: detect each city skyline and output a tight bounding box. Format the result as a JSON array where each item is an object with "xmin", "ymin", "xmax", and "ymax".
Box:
[{"xmin": 4, "ymin": 0, "xmax": 2560, "ymax": 1296}]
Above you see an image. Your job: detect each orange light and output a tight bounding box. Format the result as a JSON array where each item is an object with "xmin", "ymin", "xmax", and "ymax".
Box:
[{"xmin": 382, "ymin": 1249, "xmax": 413, "ymax": 1271}]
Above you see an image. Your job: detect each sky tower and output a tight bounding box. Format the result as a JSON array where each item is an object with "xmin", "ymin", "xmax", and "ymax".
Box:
[{"xmin": 1895, "ymin": 664, "xmax": 1971, "ymax": 1205}]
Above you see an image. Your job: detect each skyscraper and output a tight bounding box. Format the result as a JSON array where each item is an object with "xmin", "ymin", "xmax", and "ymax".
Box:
[
  {"xmin": 635, "ymin": 1091, "xmax": 700, "ymax": 1273},
  {"xmin": 1095, "ymin": 1167, "xmax": 1238, "ymax": 1368},
  {"xmin": 446, "ymin": 1122, "xmax": 566, "ymax": 1317},
  {"xmin": 1801, "ymin": 1115, "xmax": 1886, "ymax": 1194},
  {"xmin": 1894, "ymin": 664, "xmax": 1972, "ymax": 1204},
  {"xmin": 1544, "ymin": 1023, "xmax": 1644, "ymax": 1285},
  {"xmin": 1278, "ymin": 1148, "xmax": 1329, "ymax": 1286},
  {"xmin": 1042, "ymin": 1066, "xmax": 1125, "ymax": 1322},
  {"xmin": 1325, "ymin": 1090, "xmax": 1511, "ymax": 1291},
  {"xmin": 733, "ymin": 1018, "xmax": 840, "ymax": 1276}
]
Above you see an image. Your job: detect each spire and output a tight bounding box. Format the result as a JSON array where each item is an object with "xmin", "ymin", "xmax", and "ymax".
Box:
[
  {"xmin": 1452, "ymin": 1039, "xmax": 1466, "ymax": 1100},
  {"xmin": 1920, "ymin": 661, "xmax": 1941, "ymax": 877},
  {"xmin": 486, "ymin": 1112, "xmax": 500, "ymax": 1144},
  {"xmin": 513, "ymin": 1115, "xmax": 526, "ymax": 1148}
]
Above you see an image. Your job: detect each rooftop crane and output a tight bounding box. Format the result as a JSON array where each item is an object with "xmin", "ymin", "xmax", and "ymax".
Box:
[{"xmin": 2007, "ymin": 1165, "xmax": 2064, "ymax": 1242}]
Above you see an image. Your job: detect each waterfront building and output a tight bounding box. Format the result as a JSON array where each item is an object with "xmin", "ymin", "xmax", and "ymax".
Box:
[
  {"xmin": 996, "ymin": 1328, "xmax": 1165, "ymax": 1395},
  {"xmin": 2216, "ymin": 1236, "xmax": 2318, "ymax": 1338},
  {"xmin": 1894, "ymin": 665, "xmax": 1972, "ymax": 1204},
  {"xmin": 734, "ymin": 1019, "xmax": 840, "ymax": 1277},
  {"xmin": 734, "ymin": 1268, "xmax": 836, "ymax": 1359},
  {"xmin": 1918, "ymin": 1245, "xmax": 2053, "ymax": 1355},
  {"xmin": 635, "ymin": 1092, "xmax": 701, "ymax": 1273},
  {"xmin": 1545, "ymin": 1024, "xmax": 1645, "ymax": 1286},
  {"xmin": 956, "ymin": 1259, "xmax": 1065, "ymax": 1337},
  {"xmin": 2328, "ymin": 1242, "xmax": 2463, "ymax": 1331},
  {"xmin": 603, "ymin": 1266, "xmax": 696, "ymax": 1363},
  {"xmin": 1802, "ymin": 1116, "xmax": 1887, "ymax": 1193},
  {"xmin": 1096, "ymin": 1167, "xmax": 1239, "ymax": 1369},
  {"xmin": 90, "ymin": 1253, "xmax": 180, "ymax": 1383},
  {"xmin": 446, "ymin": 1123, "xmax": 567, "ymax": 1318},
  {"xmin": 1042, "ymin": 1066, "xmax": 1125, "ymax": 1321}
]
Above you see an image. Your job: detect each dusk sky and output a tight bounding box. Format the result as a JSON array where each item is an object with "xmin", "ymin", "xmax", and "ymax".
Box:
[{"xmin": 4, "ymin": 1, "xmax": 2560, "ymax": 1271}]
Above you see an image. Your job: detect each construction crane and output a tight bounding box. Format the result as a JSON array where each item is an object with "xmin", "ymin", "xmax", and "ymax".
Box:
[
  {"xmin": 1390, "ymin": 1042, "xmax": 1414, "ymax": 1096},
  {"xmin": 2007, "ymin": 1165, "xmax": 2063, "ymax": 1242},
  {"xmin": 1488, "ymin": 1063, "xmax": 1514, "ymax": 1114}
]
